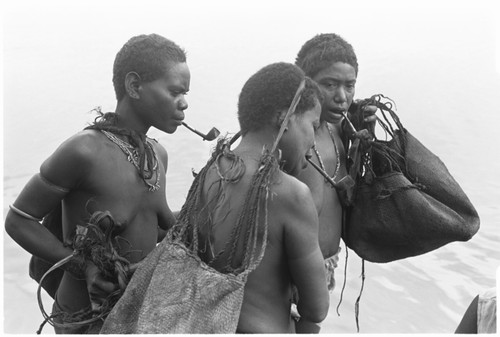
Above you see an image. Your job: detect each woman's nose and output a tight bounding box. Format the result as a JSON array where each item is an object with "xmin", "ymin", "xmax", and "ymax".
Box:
[
  {"xmin": 178, "ymin": 96, "xmax": 188, "ymax": 110},
  {"xmin": 333, "ymin": 88, "xmax": 347, "ymax": 104}
]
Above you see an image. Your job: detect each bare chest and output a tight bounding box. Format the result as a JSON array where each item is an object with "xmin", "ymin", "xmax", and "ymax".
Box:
[
  {"xmin": 67, "ymin": 140, "xmax": 165, "ymax": 224},
  {"xmin": 314, "ymin": 124, "xmax": 347, "ymax": 178}
]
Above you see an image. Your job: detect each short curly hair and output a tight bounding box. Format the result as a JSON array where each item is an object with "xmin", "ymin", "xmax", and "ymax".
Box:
[
  {"xmin": 295, "ymin": 33, "xmax": 358, "ymax": 78},
  {"xmin": 112, "ymin": 34, "xmax": 186, "ymax": 100},
  {"xmin": 237, "ymin": 62, "xmax": 322, "ymax": 136}
]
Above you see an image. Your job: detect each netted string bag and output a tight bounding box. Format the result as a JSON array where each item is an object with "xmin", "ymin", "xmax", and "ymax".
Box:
[
  {"xmin": 100, "ymin": 79, "xmax": 305, "ymax": 333},
  {"xmin": 343, "ymin": 94, "xmax": 480, "ymax": 263},
  {"xmin": 101, "ymin": 136, "xmax": 275, "ymax": 333}
]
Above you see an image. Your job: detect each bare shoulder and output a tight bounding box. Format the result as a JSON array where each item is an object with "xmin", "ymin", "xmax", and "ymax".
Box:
[
  {"xmin": 148, "ymin": 138, "xmax": 168, "ymax": 171},
  {"xmin": 271, "ymin": 171, "xmax": 320, "ymax": 261},
  {"xmin": 271, "ymin": 171, "xmax": 317, "ymax": 224},
  {"xmin": 273, "ymin": 172, "xmax": 314, "ymax": 205},
  {"xmin": 40, "ymin": 129, "xmax": 107, "ymax": 185},
  {"xmin": 49, "ymin": 129, "xmax": 105, "ymax": 158}
]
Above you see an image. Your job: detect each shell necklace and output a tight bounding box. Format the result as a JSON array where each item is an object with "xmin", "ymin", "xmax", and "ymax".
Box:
[
  {"xmin": 101, "ymin": 130, "xmax": 160, "ymax": 192},
  {"xmin": 312, "ymin": 123, "xmax": 341, "ymax": 186}
]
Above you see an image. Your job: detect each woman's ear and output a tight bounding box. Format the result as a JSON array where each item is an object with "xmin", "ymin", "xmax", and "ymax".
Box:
[{"xmin": 124, "ymin": 71, "xmax": 141, "ymax": 99}]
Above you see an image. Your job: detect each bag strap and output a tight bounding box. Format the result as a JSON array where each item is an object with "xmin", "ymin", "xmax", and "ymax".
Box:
[
  {"xmin": 174, "ymin": 80, "xmax": 306, "ymax": 277},
  {"xmin": 340, "ymin": 95, "xmax": 407, "ymax": 201},
  {"xmin": 229, "ymin": 79, "xmax": 307, "ymax": 276},
  {"xmin": 242, "ymin": 79, "xmax": 306, "ymax": 275}
]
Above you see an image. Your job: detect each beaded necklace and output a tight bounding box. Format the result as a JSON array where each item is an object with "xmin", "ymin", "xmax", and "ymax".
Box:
[
  {"xmin": 101, "ymin": 130, "xmax": 160, "ymax": 192},
  {"xmin": 312, "ymin": 123, "xmax": 341, "ymax": 187}
]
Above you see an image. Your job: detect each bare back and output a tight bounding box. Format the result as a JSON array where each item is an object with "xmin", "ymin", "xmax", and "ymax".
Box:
[{"xmin": 197, "ymin": 149, "xmax": 329, "ymax": 333}]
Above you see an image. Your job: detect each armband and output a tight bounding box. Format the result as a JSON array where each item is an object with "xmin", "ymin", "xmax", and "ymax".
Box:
[{"xmin": 9, "ymin": 204, "xmax": 43, "ymax": 222}]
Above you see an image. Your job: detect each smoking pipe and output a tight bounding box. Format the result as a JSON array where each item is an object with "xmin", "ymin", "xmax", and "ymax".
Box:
[
  {"xmin": 305, "ymin": 154, "xmax": 355, "ymax": 191},
  {"xmin": 182, "ymin": 122, "xmax": 220, "ymax": 141},
  {"xmin": 305, "ymin": 154, "xmax": 338, "ymax": 188}
]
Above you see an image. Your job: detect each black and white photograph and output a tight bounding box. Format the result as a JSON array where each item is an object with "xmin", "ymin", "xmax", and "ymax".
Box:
[{"xmin": 2, "ymin": 0, "xmax": 499, "ymax": 334}]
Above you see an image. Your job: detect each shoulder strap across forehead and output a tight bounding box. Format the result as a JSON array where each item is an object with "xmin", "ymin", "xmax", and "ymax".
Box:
[{"xmin": 271, "ymin": 79, "xmax": 306, "ymax": 153}]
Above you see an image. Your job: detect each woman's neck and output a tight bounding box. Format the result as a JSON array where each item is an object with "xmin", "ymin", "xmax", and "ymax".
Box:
[
  {"xmin": 234, "ymin": 131, "xmax": 280, "ymax": 160},
  {"xmin": 114, "ymin": 100, "xmax": 150, "ymax": 135}
]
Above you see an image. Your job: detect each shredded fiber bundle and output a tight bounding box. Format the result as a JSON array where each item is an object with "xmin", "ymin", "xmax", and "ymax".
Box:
[
  {"xmin": 343, "ymin": 94, "xmax": 480, "ymax": 263},
  {"xmin": 36, "ymin": 211, "xmax": 132, "ymax": 334}
]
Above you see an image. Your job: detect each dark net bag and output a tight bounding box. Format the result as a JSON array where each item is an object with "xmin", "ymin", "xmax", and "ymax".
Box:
[{"xmin": 343, "ymin": 95, "xmax": 480, "ymax": 263}]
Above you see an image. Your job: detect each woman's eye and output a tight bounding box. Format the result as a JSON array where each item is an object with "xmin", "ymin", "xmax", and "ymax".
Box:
[{"xmin": 171, "ymin": 90, "xmax": 187, "ymax": 96}]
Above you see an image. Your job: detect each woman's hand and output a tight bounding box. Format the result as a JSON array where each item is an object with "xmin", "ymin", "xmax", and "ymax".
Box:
[
  {"xmin": 361, "ymin": 104, "xmax": 377, "ymax": 134},
  {"xmin": 84, "ymin": 261, "xmax": 119, "ymax": 312}
]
